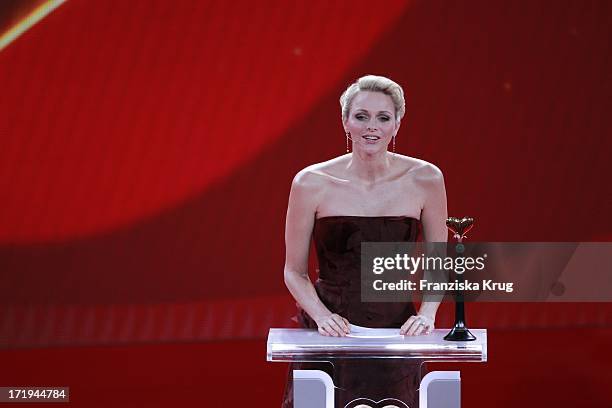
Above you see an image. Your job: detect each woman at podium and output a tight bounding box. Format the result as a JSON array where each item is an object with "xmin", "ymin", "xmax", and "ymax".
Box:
[{"xmin": 281, "ymin": 75, "xmax": 448, "ymax": 407}]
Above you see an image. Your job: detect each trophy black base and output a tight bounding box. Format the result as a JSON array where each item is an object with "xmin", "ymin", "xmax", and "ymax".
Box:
[{"xmin": 444, "ymin": 323, "xmax": 477, "ymax": 341}]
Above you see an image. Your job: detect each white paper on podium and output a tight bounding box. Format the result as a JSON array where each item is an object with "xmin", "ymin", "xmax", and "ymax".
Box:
[{"xmin": 346, "ymin": 324, "xmax": 404, "ymax": 339}]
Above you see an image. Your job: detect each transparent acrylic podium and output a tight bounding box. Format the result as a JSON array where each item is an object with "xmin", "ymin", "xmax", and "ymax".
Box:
[{"xmin": 267, "ymin": 328, "xmax": 487, "ymax": 408}]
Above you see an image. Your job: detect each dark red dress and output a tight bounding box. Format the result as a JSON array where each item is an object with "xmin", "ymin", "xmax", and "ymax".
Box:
[{"xmin": 282, "ymin": 216, "xmax": 425, "ymax": 408}]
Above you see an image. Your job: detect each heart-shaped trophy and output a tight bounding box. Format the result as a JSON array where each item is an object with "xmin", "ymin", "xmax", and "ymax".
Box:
[
  {"xmin": 444, "ymin": 216, "xmax": 477, "ymax": 341},
  {"xmin": 446, "ymin": 217, "xmax": 474, "ymax": 242}
]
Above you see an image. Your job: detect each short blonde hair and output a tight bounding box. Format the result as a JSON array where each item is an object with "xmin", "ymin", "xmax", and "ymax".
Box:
[{"xmin": 340, "ymin": 75, "xmax": 406, "ymax": 123}]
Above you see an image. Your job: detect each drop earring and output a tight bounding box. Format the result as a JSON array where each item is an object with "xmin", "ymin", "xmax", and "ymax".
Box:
[
  {"xmin": 392, "ymin": 135, "xmax": 396, "ymax": 155},
  {"xmin": 346, "ymin": 131, "xmax": 351, "ymax": 153}
]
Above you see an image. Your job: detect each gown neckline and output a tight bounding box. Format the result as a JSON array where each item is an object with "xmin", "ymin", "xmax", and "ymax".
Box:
[{"xmin": 315, "ymin": 215, "xmax": 421, "ymax": 222}]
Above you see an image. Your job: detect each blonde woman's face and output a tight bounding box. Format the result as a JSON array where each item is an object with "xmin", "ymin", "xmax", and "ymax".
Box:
[{"xmin": 344, "ymin": 91, "xmax": 400, "ymax": 154}]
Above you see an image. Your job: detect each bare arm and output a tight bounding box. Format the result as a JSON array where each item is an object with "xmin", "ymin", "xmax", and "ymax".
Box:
[
  {"xmin": 283, "ymin": 170, "xmax": 349, "ymax": 336},
  {"xmin": 401, "ymin": 165, "xmax": 448, "ymax": 335}
]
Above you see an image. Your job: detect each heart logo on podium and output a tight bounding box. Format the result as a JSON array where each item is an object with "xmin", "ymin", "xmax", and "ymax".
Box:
[{"xmin": 345, "ymin": 397, "xmax": 409, "ymax": 408}]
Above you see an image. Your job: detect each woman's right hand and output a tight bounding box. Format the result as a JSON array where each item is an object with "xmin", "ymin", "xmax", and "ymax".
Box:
[{"xmin": 315, "ymin": 313, "xmax": 350, "ymax": 337}]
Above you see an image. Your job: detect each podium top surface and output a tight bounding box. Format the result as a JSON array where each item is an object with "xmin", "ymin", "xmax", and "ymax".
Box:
[{"xmin": 267, "ymin": 328, "xmax": 487, "ymax": 362}]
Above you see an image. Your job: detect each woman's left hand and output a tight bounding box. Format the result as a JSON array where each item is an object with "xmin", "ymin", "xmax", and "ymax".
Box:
[{"xmin": 400, "ymin": 314, "xmax": 435, "ymax": 336}]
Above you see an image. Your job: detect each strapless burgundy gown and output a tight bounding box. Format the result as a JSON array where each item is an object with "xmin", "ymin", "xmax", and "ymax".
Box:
[{"xmin": 281, "ymin": 216, "xmax": 425, "ymax": 408}]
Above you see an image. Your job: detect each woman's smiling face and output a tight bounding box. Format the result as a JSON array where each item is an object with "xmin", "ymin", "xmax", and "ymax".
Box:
[{"xmin": 344, "ymin": 91, "xmax": 400, "ymax": 154}]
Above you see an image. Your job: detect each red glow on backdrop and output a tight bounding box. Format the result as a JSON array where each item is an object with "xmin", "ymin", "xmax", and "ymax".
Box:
[{"xmin": 0, "ymin": 0, "xmax": 409, "ymax": 242}]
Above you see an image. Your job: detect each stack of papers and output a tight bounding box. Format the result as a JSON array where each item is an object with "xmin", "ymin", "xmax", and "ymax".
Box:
[{"xmin": 346, "ymin": 324, "xmax": 403, "ymax": 338}]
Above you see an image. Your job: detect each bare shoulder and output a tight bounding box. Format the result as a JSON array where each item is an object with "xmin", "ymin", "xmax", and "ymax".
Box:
[
  {"xmin": 393, "ymin": 154, "xmax": 444, "ymax": 184},
  {"xmin": 292, "ymin": 154, "xmax": 351, "ymax": 189}
]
